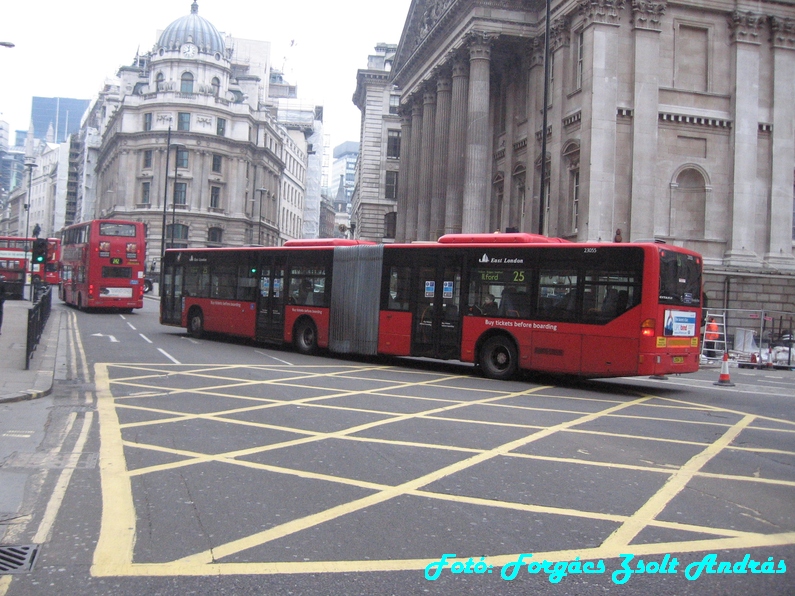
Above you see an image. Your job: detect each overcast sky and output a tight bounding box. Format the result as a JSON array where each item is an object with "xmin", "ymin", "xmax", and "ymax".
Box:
[{"xmin": 0, "ymin": 0, "xmax": 411, "ymax": 150}]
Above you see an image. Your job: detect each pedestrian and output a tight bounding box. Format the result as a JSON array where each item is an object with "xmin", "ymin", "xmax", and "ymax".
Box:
[
  {"xmin": 705, "ymin": 317, "xmax": 719, "ymax": 358},
  {"xmin": 0, "ymin": 274, "xmax": 6, "ymax": 335}
]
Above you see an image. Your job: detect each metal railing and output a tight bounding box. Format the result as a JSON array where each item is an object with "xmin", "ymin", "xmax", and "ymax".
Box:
[
  {"xmin": 25, "ymin": 285, "xmax": 52, "ymax": 370},
  {"xmin": 701, "ymin": 308, "xmax": 794, "ymax": 368}
]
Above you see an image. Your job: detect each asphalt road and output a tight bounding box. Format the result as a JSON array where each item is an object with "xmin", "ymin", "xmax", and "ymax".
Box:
[{"xmin": 1, "ymin": 298, "xmax": 793, "ymax": 595}]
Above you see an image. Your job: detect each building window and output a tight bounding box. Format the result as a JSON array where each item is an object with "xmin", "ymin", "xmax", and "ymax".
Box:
[
  {"xmin": 385, "ymin": 171, "xmax": 398, "ymax": 200},
  {"xmin": 207, "ymin": 227, "xmax": 223, "ymax": 245},
  {"xmin": 387, "ymin": 130, "xmax": 401, "ymax": 159},
  {"xmin": 180, "ymin": 72, "xmax": 194, "ymax": 94},
  {"xmin": 571, "ymin": 170, "xmax": 579, "ymax": 234},
  {"xmin": 217, "ymin": 117, "xmax": 226, "ymax": 136},
  {"xmin": 174, "ymin": 182, "xmax": 187, "ymax": 206},
  {"xmin": 166, "ymin": 224, "xmax": 189, "ymax": 248},
  {"xmin": 575, "ymin": 31, "xmax": 584, "ymax": 91},
  {"xmin": 143, "ymin": 113, "xmax": 152, "ymax": 131},
  {"xmin": 389, "ymin": 95, "xmax": 400, "ymax": 114},
  {"xmin": 155, "ymin": 72, "xmax": 164, "ymax": 90},
  {"xmin": 210, "ymin": 186, "xmax": 221, "ymax": 209},
  {"xmin": 212, "ymin": 154, "xmax": 222, "ymax": 173},
  {"xmin": 178, "ymin": 112, "xmax": 190, "ymax": 131},
  {"xmin": 143, "ymin": 150, "xmax": 153, "ymax": 169},
  {"xmin": 384, "ymin": 212, "xmax": 397, "ymax": 239},
  {"xmin": 176, "ymin": 148, "xmax": 188, "ymax": 169},
  {"xmin": 141, "ymin": 182, "xmax": 150, "ymax": 204},
  {"xmin": 211, "ymin": 77, "xmax": 220, "ymax": 96}
]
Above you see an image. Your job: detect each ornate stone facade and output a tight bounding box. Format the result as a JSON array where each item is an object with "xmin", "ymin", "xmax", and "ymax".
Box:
[
  {"xmin": 91, "ymin": 2, "xmax": 300, "ymax": 270},
  {"xmin": 391, "ymin": 0, "xmax": 795, "ymax": 312}
]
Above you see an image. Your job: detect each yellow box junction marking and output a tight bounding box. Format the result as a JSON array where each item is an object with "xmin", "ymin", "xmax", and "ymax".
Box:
[{"xmin": 92, "ymin": 362, "xmax": 795, "ymax": 577}]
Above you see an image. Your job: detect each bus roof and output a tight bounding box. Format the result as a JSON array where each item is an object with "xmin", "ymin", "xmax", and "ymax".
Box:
[
  {"xmin": 437, "ymin": 233, "xmax": 571, "ymax": 244},
  {"xmin": 283, "ymin": 239, "xmax": 377, "ymax": 247}
]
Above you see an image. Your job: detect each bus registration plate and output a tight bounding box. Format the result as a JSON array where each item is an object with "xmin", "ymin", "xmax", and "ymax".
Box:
[{"xmin": 673, "ymin": 356, "xmax": 684, "ymax": 364}]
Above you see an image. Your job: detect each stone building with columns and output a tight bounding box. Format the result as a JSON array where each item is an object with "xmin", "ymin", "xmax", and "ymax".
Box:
[
  {"xmin": 93, "ymin": 2, "xmax": 299, "ymax": 271},
  {"xmin": 391, "ymin": 0, "xmax": 795, "ymax": 312}
]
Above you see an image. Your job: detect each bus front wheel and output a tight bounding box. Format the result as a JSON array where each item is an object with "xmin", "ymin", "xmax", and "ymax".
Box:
[
  {"xmin": 293, "ymin": 318, "xmax": 318, "ymax": 355},
  {"xmin": 188, "ymin": 308, "xmax": 204, "ymax": 339},
  {"xmin": 479, "ymin": 335, "xmax": 518, "ymax": 381}
]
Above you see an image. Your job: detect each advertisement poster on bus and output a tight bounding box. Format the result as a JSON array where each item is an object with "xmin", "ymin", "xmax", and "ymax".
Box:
[{"xmin": 663, "ymin": 310, "xmax": 697, "ymax": 337}]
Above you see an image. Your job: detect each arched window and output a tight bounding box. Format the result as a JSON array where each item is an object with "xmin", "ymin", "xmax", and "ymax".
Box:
[
  {"xmin": 562, "ymin": 141, "xmax": 581, "ymax": 236},
  {"xmin": 671, "ymin": 167, "xmax": 707, "ymax": 239},
  {"xmin": 180, "ymin": 72, "xmax": 194, "ymax": 94},
  {"xmin": 211, "ymin": 77, "xmax": 220, "ymax": 96},
  {"xmin": 155, "ymin": 72, "xmax": 165, "ymax": 91}
]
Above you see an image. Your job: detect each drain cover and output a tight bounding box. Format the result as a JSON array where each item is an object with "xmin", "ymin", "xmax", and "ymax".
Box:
[{"xmin": 0, "ymin": 545, "xmax": 39, "ymax": 574}]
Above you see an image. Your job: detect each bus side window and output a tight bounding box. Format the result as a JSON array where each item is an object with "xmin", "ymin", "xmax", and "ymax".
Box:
[{"xmin": 386, "ymin": 266, "xmax": 410, "ymax": 311}]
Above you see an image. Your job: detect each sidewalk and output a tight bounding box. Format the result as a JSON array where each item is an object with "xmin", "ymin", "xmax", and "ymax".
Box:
[{"xmin": 0, "ymin": 299, "xmax": 61, "ymax": 404}]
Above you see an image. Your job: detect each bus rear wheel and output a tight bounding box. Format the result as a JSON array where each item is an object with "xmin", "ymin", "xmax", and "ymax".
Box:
[
  {"xmin": 293, "ymin": 318, "xmax": 318, "ymax": 355},
  {"xmin": 188, "ymin": 308, "xmax": 204, "ymax": 339},
  {"xmin": 479, "ymin": 335, "xmax": 518, "ymax": 381}
]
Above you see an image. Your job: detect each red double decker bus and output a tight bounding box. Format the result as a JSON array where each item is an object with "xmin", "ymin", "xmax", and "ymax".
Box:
[
  {"xmin": 44, "ymin": 238, "xmax": 61, "ymax": 285},
  {"xmin": 59, "ymin": 219, "xmax": 147, "ymax": 312},
  {"xmin": 160, "ymin": 234, "xmax": 703, "ymax": 379},
  {"xmin": 0, "ymin": 237, "xmax": 61, "ymax": 298}
]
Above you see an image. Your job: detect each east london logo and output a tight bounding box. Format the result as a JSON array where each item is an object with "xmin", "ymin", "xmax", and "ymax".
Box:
[{"xmin": 479, "ymin": 253, "xmax": 524, "ymax": 264}]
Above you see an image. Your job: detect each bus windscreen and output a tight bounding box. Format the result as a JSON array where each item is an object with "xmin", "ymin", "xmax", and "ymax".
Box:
[{"xmin": 659, "ymin": 249, "xmax": 701, "ymax": 306}]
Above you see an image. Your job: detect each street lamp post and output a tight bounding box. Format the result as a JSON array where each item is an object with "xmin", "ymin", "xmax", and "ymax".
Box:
[
  {"xmin": 24, "ymin": 159, "xmax": 36, "ymax": 301},
  {"xmin": 171, "ymin": 143, "xmax": 186, "ymax": 248},
  {"xmin": 256, "ymin": 188, "xmax": 268, "ymax": 246},
  {"xmin": 538, "ymin": 0, "xmax": 551, "ymax": 236},
  {"xmin": 160, "ymin": 126, "xmax": 172, "ymax": 262}
]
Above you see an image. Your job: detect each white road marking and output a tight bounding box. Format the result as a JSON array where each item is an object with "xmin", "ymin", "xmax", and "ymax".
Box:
[
  {"xmin": 91, "ymin": 333, "xmax": 119, "ymax": 343},
  {"xmin": 157, "ymin": 348, "xmax": 181, "ymax": 364},
  {"xmin": 255, "ymin": 350, "xmax": 294, "ymax": 365},
  {"xmin": 139, "ymin": 334, "xmax": 153, "ymax": 344}
]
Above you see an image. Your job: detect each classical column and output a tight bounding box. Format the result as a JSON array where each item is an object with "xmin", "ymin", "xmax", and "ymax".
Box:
[
  {"xmin": 417, "ymin": 88, "xmax": 437, "ymax": 241},
  {"xmin": 395, "ymin": 109, "xmax": 412, "ymax": 242},
  {"xmin": 765, "ymin": 16, "xmax": 795, "ymax": 269},
  {"xmin": 405, "ymin": 99, "xmax": 424, "ymax": 242},
  {"xmin": 445, "ymin": 55, "xmax": 469, "ymax": 234},
  {"xmin": 547, "ymin": 16, "xmax": 571, "ymax": 236},
  {"xmin": 579, "ymin": 0, "xmax": 622, "ymax": 242},
  {"xmin": 524, "ymin": 37, "xmax": 545, "ymax": 233},
  {"xmin": 725, "ymin": 11, "xmax": 766, "ymax": 265},
  {"xmin": 629, "ymin": 1, "xmax": 665, "ymax": 241},
  {"xmin": 462, "ymin": 32, "xmax": 495, "ymax": 233},
  {"xmin": 430, "ymin": 72, "xmax": 452, "ymax": 240}
]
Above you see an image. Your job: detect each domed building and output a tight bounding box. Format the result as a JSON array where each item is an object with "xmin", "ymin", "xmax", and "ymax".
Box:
[{"xmin": 89, "ymin": 1, "xmax": 307, "ymax": 271}]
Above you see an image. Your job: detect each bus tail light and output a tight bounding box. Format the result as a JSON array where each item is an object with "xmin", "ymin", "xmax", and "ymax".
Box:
[
  {"xmin": 641, "ymin": 318, "xmax": 656, "ymax": 337},
  {"xmin": 88, "ymin": 284, "xmax": 95, "ymax": 299}
]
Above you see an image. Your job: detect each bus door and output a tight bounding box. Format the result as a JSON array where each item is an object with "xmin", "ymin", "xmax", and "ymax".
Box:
[
  {"xmin": 161, "ymin": 262, "xmax": 184, "ymax": 325},
  {"xmin": 412, "ymin": 258, "xmax": 462, "ymax": 360},
  {"xmin": 255, "ymin": 255, "xmax": 286, "ymax": 343}
]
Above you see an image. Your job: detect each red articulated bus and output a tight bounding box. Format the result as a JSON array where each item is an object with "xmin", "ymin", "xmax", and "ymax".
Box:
[
  {"xmin": 160, "ymin": 233, "xmax": 703, "ymax": 379},
  {"xmin": 59, "ymin": 219, "xmax": 147, "ymax": 312},
  {"xmin": 0, "ymin": 236, "xmax": 61, "ymax": 298}
]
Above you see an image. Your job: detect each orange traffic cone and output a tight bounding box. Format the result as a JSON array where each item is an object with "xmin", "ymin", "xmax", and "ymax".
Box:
[{"xmin": 714, "ymin": 352, "xmax": 735, "ymax": 386}]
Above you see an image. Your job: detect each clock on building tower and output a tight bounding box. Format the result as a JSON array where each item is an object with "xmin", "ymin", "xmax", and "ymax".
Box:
[{"xmin": 181, "ymin": 43, "xmax": 197, "ymax": 58}]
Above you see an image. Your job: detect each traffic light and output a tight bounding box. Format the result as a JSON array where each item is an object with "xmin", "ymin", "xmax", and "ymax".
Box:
[{"xmin": 32, "ymin": 238, "xmax": 48, "ymax": 264}]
